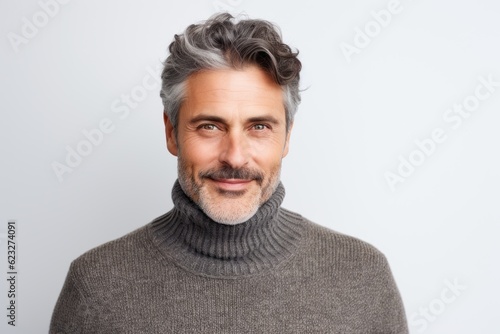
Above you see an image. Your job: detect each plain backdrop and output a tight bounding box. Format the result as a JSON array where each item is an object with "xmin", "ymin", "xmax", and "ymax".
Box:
[{"xmin": 1, "ymin": 0, "xmax": 499, "ymax": 333}]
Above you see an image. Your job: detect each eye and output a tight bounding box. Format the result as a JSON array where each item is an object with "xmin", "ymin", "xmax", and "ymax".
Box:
[
  {"xmin": 200, "ymin": 124, "xmax": 217, "ymax": 131},
  {"xmin": 253, "ymin": 124, "xmax": 267, "ymax": 131}
]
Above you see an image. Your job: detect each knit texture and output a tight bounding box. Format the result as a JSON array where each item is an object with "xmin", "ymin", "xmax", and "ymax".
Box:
[{"xmin": 50, "ymin": 181, "xmax": 408, "ymax": 333}]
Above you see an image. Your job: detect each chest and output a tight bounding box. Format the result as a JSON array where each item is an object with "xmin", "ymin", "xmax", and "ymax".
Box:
[{"xmin": 91, "ymin": 272, "xmax": 376, "ymax": 333}]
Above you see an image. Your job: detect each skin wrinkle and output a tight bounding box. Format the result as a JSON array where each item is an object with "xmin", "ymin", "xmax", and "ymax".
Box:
[
  {"xmin": 160, "ymin": 13, "xmax": 301, "ymax": 133},
  {"xmin": 165, "ymin": 66, "xmax": 291, "ymax": 225}
]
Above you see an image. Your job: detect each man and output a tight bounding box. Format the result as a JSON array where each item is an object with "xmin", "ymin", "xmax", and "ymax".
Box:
[{"xmin": 50, "ymin": 13, "xmax": 408, "ymax": 333}]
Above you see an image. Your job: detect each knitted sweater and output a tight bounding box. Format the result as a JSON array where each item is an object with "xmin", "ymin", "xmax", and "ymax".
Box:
[{"xmin": 50, "ymin": 182, "xmax": 408, "ymax": 333}]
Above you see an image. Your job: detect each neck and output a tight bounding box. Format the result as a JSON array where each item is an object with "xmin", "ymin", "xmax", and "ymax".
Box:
[{"xmin": 149, "ymin": 180, "xmax": 305, "ymax": 277}]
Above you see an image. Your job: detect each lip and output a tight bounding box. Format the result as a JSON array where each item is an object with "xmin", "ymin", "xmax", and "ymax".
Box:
[{"xmin": 210, "ymin": 178, "xmax": 253, "ymax": 191}]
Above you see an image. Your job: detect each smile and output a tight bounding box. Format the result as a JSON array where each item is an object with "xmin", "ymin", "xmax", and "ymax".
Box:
[{"xmin": 210, "ymin": 178, "xmax": 253, "ymax": 192}]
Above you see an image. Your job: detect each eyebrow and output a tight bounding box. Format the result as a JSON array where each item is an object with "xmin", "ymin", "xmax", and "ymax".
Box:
[
  {"xmin": 247, "ymin": 116, "xmax": 281, "ymax": 125},
  {"xmin": 189, "ymin": 114, "xmax": 226, "ymax": 125},
  {"xmin": 189, "ymin": 114, "xmax": 282, "ymax": 125}
]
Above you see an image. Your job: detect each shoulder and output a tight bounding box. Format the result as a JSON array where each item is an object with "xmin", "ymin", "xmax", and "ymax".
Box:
[
  {"xmin": 312, "ymin": 219, "xmax": 385, "ymax": 260},
  {"xmin": 51, "ymin": 226, "xmax": 157, "ymax": 332},
  {"xmin": 282, "ymin": 208, "xmax": 390, "ymax": 272},
  {"xmin": 284, "ymin": 212, "xmax": 408, "ymax": 332},
  {"xmin": 67, "ymin": 225, "xmax": 154, "ymax": 284}
]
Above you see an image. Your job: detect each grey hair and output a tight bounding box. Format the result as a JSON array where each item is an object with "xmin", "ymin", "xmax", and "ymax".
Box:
[{"xmin": 160, "ymin": 13, "xmax": 302, "ymax": 130}]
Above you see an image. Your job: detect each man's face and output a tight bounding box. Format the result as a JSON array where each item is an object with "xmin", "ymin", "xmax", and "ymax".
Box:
[{"xmin": 164, "ymin": 65, "xmax": 292, "ymax": 225}]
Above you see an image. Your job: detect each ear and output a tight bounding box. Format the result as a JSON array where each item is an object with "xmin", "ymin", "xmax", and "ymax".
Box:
[
  {"xmin": 163, "ymin": 112, "xmax": 178, "ymax": 156},
  {"xmin": 282, "ymin": 122, "xmax": 293, "ymax": 158}
]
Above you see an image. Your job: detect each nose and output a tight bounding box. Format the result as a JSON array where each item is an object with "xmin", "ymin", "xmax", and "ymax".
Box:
[{"xmin": 218, "ymin": 130, "xmax": 250, "ymax": 169}]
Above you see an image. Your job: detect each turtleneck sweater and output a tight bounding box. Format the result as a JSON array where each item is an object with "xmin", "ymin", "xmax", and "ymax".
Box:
[{"xmin": 50, "ymin": 181, "xmax": 408, "ymax": 333}]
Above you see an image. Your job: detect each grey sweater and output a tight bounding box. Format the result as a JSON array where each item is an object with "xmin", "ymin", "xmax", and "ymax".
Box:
[{"xmin": 50, "ymin": 182, "xmax": 408, "ymax": 333}]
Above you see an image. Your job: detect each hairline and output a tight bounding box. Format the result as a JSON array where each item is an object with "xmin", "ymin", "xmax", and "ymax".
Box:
[{"xmin": 164, "ymin": 65, "xmax": 294, "ymax": 132}]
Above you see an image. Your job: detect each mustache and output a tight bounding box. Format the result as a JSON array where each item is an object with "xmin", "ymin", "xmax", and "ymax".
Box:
[{"xmin": 200, "ymin": 166, "xmax": 264, "ymax": 183}]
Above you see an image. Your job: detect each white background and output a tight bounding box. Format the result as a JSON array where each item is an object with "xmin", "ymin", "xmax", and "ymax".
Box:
[{"xmin": 1, "ymin": 0, "xmax": 499, "ymax": 333}]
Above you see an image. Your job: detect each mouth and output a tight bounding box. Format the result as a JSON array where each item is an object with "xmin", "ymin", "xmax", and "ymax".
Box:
[{"xmin": 209, "ymin": 178, "xmax": 253, "ymax": 192}]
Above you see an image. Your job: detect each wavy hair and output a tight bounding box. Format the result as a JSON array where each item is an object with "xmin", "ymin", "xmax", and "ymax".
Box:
[{"xmin": 160, "ymin": 13, "xmax": 302, "ymax": 130}]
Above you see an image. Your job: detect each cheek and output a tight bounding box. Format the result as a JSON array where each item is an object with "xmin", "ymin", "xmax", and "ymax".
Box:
[
  {"xmin": 180, "ymin": 138, "xmax": 220, "ymax": 170},
  {"xmin": 252, "ymin": 142, "xmax": 286, "ymax": 169},
  {"xmin": 255, "ymin": 133, "xmax": 287, "ymax": 152}
]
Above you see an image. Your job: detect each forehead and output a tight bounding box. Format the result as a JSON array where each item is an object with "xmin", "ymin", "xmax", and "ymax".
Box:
[{"xmin": 181, "ymin": 66, "xmax": 285, "ymax": 119}]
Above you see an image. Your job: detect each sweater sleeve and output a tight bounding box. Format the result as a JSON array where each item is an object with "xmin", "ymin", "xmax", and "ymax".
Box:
[
  {"xmin": 372, "ymin": 255, "xmax": 409, "ymax": 334},
  {"xmin": 49, "ymin": 262, "xmax": 90, "ymax": 334}
]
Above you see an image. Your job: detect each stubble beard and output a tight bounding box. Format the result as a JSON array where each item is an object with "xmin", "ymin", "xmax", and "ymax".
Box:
[{"xmin": 177, "ymin": 156, "xmax": 282, "ymax": 225}]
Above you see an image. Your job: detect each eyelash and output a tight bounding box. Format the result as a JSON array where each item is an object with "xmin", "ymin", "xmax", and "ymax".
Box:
[
  {"xmin": 199, "ymin": 124, "xmax": 218, "ymax": 131},
  {"xmin": 197, "ymin": 124, "xmax": 270, "ymax": 131},
  {"xmin": 253, "ymin": 124, "xmax": 267, "ymax": 130}
]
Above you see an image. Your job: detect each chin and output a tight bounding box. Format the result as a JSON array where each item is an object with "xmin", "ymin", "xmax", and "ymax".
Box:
[
  {"xmin": 200, "ymin": 197, "xmax": 260, "ymax": 225},
  {"xmin": 206, "ymin": 209, "xmax": 258, "ymax": 225}
]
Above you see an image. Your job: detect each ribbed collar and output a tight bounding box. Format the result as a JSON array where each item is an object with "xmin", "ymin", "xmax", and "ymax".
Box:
[{"xmin": 149, "ymin": 180, "xmax": 305, "ymax": 277}]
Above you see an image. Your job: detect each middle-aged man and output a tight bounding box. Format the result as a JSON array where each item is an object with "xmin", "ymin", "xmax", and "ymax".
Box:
[{"xmin": 50, "ymin": 13, "xmax": 408, "ymax": 333}]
